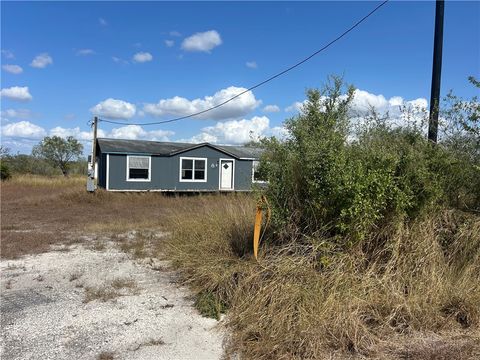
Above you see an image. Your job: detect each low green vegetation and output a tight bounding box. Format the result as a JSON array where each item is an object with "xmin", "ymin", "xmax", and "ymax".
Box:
[
  {"xmin": 0, "ymin": 136, "xmax": 86, "ymax": 179},
  {"xmin": 32, "ymin": 135, "xmax": 83, "ymax": 176},
  {"xmin": 164, "ymin": 77, "xmax": 480, "ymax": 359}
]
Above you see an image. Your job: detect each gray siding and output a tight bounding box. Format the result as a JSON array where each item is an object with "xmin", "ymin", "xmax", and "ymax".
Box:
[
  {"xmin": 97, "ymin": 153, "xmax": 107, "ymax": 188},
  {"xmin": 102, "ymin": 145, "xmax": 255, "ymax": 191},
  {"xmin": 234, "ymin": 159, "xmax": 254, "ymax": 191}
]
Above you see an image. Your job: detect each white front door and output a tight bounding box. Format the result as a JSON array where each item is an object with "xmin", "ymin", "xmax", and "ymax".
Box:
[{"xmin": 220, "ymin": 160, "xmax": 234, "ymax": 190}]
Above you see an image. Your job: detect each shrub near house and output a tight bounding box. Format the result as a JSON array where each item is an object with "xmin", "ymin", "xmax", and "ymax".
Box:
[{"xmin": 164, "ymin": 77, "xmax": 480, "ymax": 359}]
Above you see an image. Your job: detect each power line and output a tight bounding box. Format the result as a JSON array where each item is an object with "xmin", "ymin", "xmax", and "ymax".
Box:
[{"xmin": 99, "ymin": 0, "xmax": 390, "ymax": 127}]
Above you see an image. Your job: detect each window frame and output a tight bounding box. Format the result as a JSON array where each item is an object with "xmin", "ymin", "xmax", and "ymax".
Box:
[
  {"xmin": 179, "ymin": 156, "xmax": 208, "ymax": 183},
  {"xmin": 126, "ymin": 155, "xmax": 151, "ymax": 182}
]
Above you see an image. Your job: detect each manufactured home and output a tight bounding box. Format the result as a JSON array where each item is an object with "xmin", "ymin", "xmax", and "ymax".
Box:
[{"xmin": 95, "ymin": 138, "xmax": 264, "ymax": 192}]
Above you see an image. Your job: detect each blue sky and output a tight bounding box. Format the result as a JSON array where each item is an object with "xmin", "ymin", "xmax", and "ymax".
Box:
[{"xmin": 1, "ymin": 1, "xmax": 479, "ymax": 154}]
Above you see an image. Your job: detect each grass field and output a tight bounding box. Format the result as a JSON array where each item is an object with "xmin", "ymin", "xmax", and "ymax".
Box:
[
  {"xmin": 1, "ymin": 175, "xmax": 479, "ymax": 359},
  {"xmin": 1, "ymin": 174, "xmax": 242, "ymax": 258}
]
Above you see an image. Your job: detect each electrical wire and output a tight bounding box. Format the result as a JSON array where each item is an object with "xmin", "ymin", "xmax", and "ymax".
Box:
[{"xmin": 99, "ymin": 0, "xmax": 389, "ymax": 127}]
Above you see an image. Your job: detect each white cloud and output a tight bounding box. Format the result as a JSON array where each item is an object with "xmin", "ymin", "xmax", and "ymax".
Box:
[
  {"xmin": 350, "ymin": 89, "xmax": 428, "ymax": 120},
  {"xmin": 388, "ymin": 96, "xmax": 404, "ymax": 107},
  {"xmin": 188, "ymin": 116, "xmax": 286, "ymax": 145},
  {"xmin": 286, "ymin": 89, "xmax": 429, "ymax": 130},
  {"xmin": 350, "ymin": 90, "xmax": 390, "ymax": 112},
  {"xmin": 1, "ymin": 49, "xmax": 15, "ymax": 59},
  {"xmin": 30, "ymin": 53, "xmax": 53, "ymax": 68},
  {"xmin": 1, "ymin": 121, "xmax": 173, "ymax": 153},
  {"xmin": 263, "ymin": 104, "xmax": 280, "ymax": 113},
  {"xmin": 76, "ymin": 49, "xmax": 95, "ymax": 56},
  {"xmin": 112, "ymin": 56, "xmax": 129, "ymax": 65},
  {"xmin": 1, "ymin": 108, "xmax": 33, "ymax": 120},
  {"xmin": 90, "ymin": 98, "xmax": 136, "ymax": 119},
  {"xmin": 109, "ymin": 125, "xmax": 174, "ymax": 141},
  {"xmin": 169, "ymin": 31, "xmax": 181, "ymax": 37},
  {"xmin": 99, "ymin": 17, "xmax": 108, "ymax": 26},
  {"xmin": 1, "ymin": 121, "xmax": 46, "ymax": 139},
  {"xmin": 2, "ymin": 64, "xmax": 23, "ymax": 74},
  {"xmin": 246, "ymin": 61, "xmax": 257, "ymax": 69},
  {"xmin": 285, "ymin": 101, "xmax": 307, "ymax": 113},
  {"xmin": 49, "ymin": 126, "xmax": 96, "ymax": 141},
  {"xmin": 164, "ymin": 40, "xmax": 175, "ymax": 47},
  {"xmin": 407, "ymin": 98, "xmax": 428, "ymax": 109},
  {"xmin": 181, "ymin": 30, "xmax": 222, "ymax": 53},
  {"xmin": 0, "ymin": 138, "xmax": 39, "ymax": 153},
  {"xmin": 0, "ymin": 86, "xmax": 33, "ymax": 102},
  {"xmin": 133, "ymin": 52, "xmax": 153, "ymax": 63},
  {"xmin": 48, "ymin": 124, "xmax": 173, "ymax": 142},
  {"xmin": 143, "ymin": 86, "xmax": 261, "ymax": 121}
]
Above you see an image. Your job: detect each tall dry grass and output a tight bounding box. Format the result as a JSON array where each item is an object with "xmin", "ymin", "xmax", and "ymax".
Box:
[
  {"xmin": 164, "ymin": 197, "xmax": 480, "ymax": 359},
  {"xmin": 3, "ymin": 173, "xmax": 86, "ymax": 187}
]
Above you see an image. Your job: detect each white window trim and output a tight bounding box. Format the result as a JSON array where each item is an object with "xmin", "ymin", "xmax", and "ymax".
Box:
[
  {"xmin": 126, "ymin": 155, "xmax": 151, "ymax": 182},
  {"xmin": 179, "ymin": 157, "xmax": 208, "ymax": 183},
  {"xmin": 219, "ymin": 158, "xmax": 235, "ymax": 191},
  {"xmin": 252, "ymin": 160, "xmax": 267, "ymax": 184},
  {"xmin": 106, "ymin": 154, "xmax": 110, "ymax": 190}
]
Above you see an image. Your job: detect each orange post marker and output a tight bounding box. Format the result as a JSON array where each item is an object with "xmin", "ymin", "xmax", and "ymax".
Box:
[
  {"xmin": 253, "ymin": 206, "xmax": 263, "ymax": 260},
  {"xmin": 253, "ymin": 195, "xmax": 270, "ymax": 261}
]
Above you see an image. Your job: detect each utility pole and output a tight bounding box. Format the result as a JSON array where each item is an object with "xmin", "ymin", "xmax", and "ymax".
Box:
[
  {"xmin": 428, "ymin": 0, "xmax": 445, "ymax": 143},
  {"xmin": 92, "ymin": 116, "xmax": 98, "ymax": 177},
  {"xmin": 87, "ymin": 116, "xmax": 98, "ymax": 192}
]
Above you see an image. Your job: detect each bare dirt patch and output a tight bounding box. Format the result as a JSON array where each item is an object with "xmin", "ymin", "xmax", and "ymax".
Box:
[{"xmin": 0, "ymin": 242, "xmax": 224, "ymax": 360}]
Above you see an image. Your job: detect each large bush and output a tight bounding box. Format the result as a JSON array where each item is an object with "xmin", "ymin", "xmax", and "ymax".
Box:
[
  {"xmin": 164, "ymin": 78, "xmax": 480, "ymax": 359},
  {"xmin": 260, "ymin": 77, "xmax": 480, "ymax": 245},
  {"xmin": 1, "ymin": 162, "xmax": 11, "ymax": 180}
]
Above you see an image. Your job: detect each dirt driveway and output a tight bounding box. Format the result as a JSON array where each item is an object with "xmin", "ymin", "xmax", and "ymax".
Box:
[{"xmin": 1, "ymin": 237, "xmax": 224, "ymax": 360}]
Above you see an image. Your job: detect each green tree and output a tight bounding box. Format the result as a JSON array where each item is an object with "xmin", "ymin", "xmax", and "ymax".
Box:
[
  {"xmin": 0, "ymin": 146, "xmax": 11, "ymax": 180},
  {"xmin": 260, "ymin": 76, "xmax": 480, "ymax": 246},
  {"xmin": 32, "ymin": 136, "xmax": 83, "ymax": 176},
  {"xmin": 442, "ymin": 76, "xmax": 480, "ymax": 139}
]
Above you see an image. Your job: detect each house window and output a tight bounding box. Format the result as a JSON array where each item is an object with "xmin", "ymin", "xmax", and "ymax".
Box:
[
  {"xmin": 180, "ymin": 157, "xmax": 207, "ymax": 182},
  {"xmin": 127, "ymin": 156, "xmax": 151, "ymax": 181},
  {"xmin": 252, "ymin": 160, "xmax": 267, "ymax": 183}
]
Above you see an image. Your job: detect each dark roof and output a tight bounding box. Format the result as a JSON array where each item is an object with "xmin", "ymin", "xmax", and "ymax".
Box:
[{"xmin": 96, "ymin": 138, "xmax": 262, "ymax": 159}]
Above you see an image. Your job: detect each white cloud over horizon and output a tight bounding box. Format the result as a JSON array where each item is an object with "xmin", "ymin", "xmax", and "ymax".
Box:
[
  {"xmin": 49, "ymin": 126, "xmax": 99, "ymax": 141},
  {"xmin": 1, "ymin": 121, "xmax": 46, "ymax": 139},
  {"xmin": 133, "ymin": 52, "xmax": 153, "ymax": 63},
  {"xmin": 1, "ymin": 122, "xmax": 174, "ymax": 153},
  {"xmin": 3, "ymin": 88, "xmax": 431, "ymax": 154},
  {"xmin": 285, "ymin": 89, "xmax": 429, "ymax": 130},
  {"xmin": 164, "ymin": 40, "xmax": 175, "ymax": 47},
  {"xmin": 246, "ymin": 61, "xmax": 258, "ymax": 69},
  {"xmin": 90, "ymin": 98, "xmax": 136, "ymax": 119},
  {"xmin": 0, "ymin": 86, "xmax": 33, "ymax": 102},
  {"xmin": 30, "ymin": 53, "xmax": 53, "ymax": 68},
  {"xmin": 143, "ymin": 86, "xmax": 261, "ymax": 121},
  {"xmin": 187, "ymin": 116, "xmax": 286, "ymax": 145},
  {"xmin": 108, "ymin": 125, "xmax": 174, "ymax": 141},
  {"xmin": 2, "ymin": 64, "xmax": 23, "ymax": 74},
  {"xmin": 285, "ymin": 100, "xmax": 307, "ymax": 113},
  {"xmin": 181, "ymin": 30, "xmax": 222, "ymax": 53}
]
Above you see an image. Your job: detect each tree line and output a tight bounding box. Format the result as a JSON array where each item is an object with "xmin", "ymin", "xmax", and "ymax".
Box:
[{"xmin": 1, "ymin": 136, "xmax": 85, "ymax": 180}]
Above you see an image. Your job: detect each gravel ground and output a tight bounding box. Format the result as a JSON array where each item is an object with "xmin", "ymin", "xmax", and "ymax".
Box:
[{"xmin": 0, "ymin": 241, "xmax": 224, "ymax": 360}]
